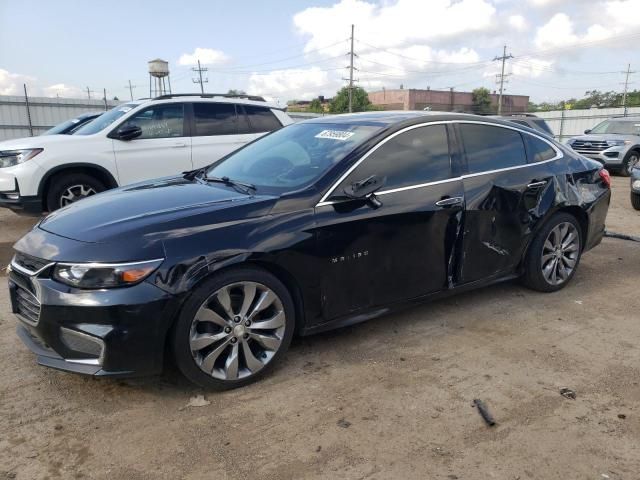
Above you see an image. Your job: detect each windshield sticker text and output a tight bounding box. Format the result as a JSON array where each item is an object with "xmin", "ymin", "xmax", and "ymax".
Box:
[{"xmin": 315, "ymin": 130, "xmax": 355, "ymax": 141}]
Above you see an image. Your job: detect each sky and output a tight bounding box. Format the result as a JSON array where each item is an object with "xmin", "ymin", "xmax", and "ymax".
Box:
[{"xmin": 1, "ymin": 0, "xmax": 640, "ymax": 105}]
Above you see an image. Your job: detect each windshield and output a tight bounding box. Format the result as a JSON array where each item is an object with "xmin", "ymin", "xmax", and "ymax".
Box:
[
  {"xmin": 42, "ymin": 118, "xmax": 82, "ymax": 135},
  {"xmin": 206, "ymin": 122, "xmax": 382, "ymax": 194},
  {"xmin": 74, "ymin": 103, "xmax": 139, "ymax": 135},
  {"xmin": 590, "ymin": 119, "xmax": 640, "ymax": 135}
]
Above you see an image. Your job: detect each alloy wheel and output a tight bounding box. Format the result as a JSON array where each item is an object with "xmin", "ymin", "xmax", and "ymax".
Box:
[
  {"xmin": 189, "ymin": 281, "xmax": 286, "ymax": 381},
  {"xmin": 541, "ymin": 222, "xmax": 580, "ymax": 286},
  {"xmin": 59, "ymin": 184, "xmax": 97, "ymax": 207},
  {"xmin": 626, "ymin": 154, "xmax": 639, "ymax": 175}
]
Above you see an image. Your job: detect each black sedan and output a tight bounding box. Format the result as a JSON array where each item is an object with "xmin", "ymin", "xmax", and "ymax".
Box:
[{"xmin": 8, "ymin": 112, "xmax": 611, "ymax": 389}]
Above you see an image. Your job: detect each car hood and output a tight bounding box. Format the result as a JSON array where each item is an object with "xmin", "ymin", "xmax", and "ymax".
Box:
[
  {"xmin": 0, "ymin": 133, "xmax": 99, "ymax": 150},
  {"xmin": 38, "ymin": 176, "xmax": 278, "ymax": 244},
  {"xmin": 568, "ymin": 134, "xmax": 639, "ymax": 143}
]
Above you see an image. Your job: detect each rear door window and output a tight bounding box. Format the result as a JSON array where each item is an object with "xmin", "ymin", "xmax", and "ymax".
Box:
[
  {"xmin": 245, "ymin": 106, "xmax": 282, "ymax": 133},
  {"xmin": 193, "ymin": 103, "xmax": 237, "ymax": 136},
  {"xmin": 336, "ymin": 124, "xmax": 451, "ymax": 194},
  {"xmin": 459, "ymin": 124, "xmax": 527, "ymax": 174}
]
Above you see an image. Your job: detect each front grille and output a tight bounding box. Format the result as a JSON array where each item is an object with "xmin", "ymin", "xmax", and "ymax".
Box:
[
  {"xmin": 13, "ymin": 252, "xmax": 50, "ymax": 273},
  {"xmin": 570, "ymin": 140, "xmax": 609, "ymax": 153},
  {"xmin": 9, "ymin": 271, "xmax": 41, "ymax": 325}
]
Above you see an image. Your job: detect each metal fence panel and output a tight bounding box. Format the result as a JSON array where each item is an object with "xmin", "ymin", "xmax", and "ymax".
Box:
[{"xmin": 0, "ymin": 95, "xmax": 122, "ymax": 142}]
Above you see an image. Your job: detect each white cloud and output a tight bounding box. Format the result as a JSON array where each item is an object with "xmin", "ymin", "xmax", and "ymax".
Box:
[
  {"xmin": 508, "ymin": 14, "xmax": 527, "ymax": 31},
  {"xmin": 293, "ymin": 0, "xmax": 497, "ymax": 56},
  {"xmin": 0, "ymin": 69, "xmax": 35, "ymax": 96},
  {"xmin": 534, "ymin": 13, "xmax": 609, "ymax": 50},
  {"xmin": 605, "ymin": 0, "xmax": 640, "ymax": 27},
  {"xmin": 178, "ymin": 48, "xmax": 229, "ymax": 66},
  {"xmin": 43, "ymin": 83, "xmax": 85, "ymax": 98},
  {"xmin": 248, "ymin": 67, "xmax": 334, "ymax": 100}
]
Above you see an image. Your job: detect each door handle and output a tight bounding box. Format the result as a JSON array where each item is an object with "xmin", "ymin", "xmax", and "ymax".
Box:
[
  {"xmin": 172, "ymin": 142, "xmax": 187, "ymax": 148},
  {"xmin": 527, "ymin": 180, "xmax": 548, "ymax": 189},
  {"xmin": 435, "ymin": 196, "xmax": 463, "ymax": 208}
]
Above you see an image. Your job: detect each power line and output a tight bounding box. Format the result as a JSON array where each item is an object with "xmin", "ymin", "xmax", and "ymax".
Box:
[
  {"xmin": 494, "ymin": 45, "xmax": 513, "ymax": 114},
  {"xmin": 192, "ymin": 60, "xmax": 208, "ymax": 94}
]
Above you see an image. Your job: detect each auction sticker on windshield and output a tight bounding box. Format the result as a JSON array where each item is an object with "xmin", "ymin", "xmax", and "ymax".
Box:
[{"xmin": 315, "ymin": 130, "xmax": 356, "ymax": 141}]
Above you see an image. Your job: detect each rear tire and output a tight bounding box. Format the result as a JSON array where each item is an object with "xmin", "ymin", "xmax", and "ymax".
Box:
[
  {"xmin": 522, "ymin": 212, "xmax": 583, "ymax": 292},
  {"xmin": 631, "ymin": 192, "xmax": 640, "ymax": 210},
  {"xmin": 172, "ymin": 266, "xmax": 295, "ymax": 389},
  {"xmin": 46, "ymin": 173, "xmax": 106, "ymax": 212}
]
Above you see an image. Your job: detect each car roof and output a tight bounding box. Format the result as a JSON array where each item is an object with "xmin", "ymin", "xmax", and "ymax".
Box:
[
  {"xmin": 133, "ymin": 94, "xmax": 282, "ymax": 110},
  {"xmin": 299, "ymin": 110, "xmax": 541, "ymax": 129}
]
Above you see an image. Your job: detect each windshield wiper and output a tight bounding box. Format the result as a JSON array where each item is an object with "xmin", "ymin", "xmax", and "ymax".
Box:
[
  {"xmin": 183, "ymin": 166, "xmax": 208, "ymax": 181},
  {"xmin": 202, "ymin": 175, "xmax": 256, "ymax": 194}
]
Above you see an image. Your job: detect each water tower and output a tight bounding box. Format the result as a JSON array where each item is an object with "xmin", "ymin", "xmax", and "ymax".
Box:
[{"xmin": 148, "ymin": 59, "xmax": 172, "ymax": 97}]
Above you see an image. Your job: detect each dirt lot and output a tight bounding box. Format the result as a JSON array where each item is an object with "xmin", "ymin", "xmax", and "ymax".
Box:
[{"xmin": 1, "ymin": 177, "xmax": 639, "ymax": 480}]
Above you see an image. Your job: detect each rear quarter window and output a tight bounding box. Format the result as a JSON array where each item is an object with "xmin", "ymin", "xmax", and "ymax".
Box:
[
  {"xmin": 459, "ymin": 124, "xmax": 527, "ymax": 174},
  {"xmin": 524, "ymin": 134, "xmax": 557, "ymax": 163},
  {"xmin": 244, "ymin": 105, "xmax": 282, "ymax": 133}
]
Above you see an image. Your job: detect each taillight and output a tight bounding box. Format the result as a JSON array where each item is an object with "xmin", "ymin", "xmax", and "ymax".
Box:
[{"xmin": 599, "ymin": 169, "xmax": 611, "ymax": 188}]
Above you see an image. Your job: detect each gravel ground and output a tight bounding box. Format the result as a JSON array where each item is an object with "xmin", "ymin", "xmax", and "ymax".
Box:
[{"xmin": 0, "ymin": 176, "xmax": 639, "ymax": 480}]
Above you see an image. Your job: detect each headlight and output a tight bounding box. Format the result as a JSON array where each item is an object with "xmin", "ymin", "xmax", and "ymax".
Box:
[
  {"xmin": 606, "ymin": 140, "xmax": 631, "ymax": 147},
  {"xmin": 0, "ymin": 149, "xmax": 43, "ymax": 168},
  {"xmin": 53, "ymin": 259, "xmax": 163, "ymax": 289},
  {"xmin": 633, "ymin": 180, "xmax": 640, "ymax": 189}
]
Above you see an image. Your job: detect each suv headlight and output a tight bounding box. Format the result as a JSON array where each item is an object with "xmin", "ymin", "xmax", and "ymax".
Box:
[
  {"xmin": 0, "ymin": 149, "xmax": 43, "ymax": 168},
  {"xmin": 606, "ymin": 140, "xmax": 631, "ymax": 147},
  {"xmin": 53, "ymin": 259, "xmax": 163, "ymax": 289}
]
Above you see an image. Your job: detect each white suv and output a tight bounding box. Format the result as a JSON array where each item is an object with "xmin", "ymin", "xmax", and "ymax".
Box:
[{"xmin": 0, "ymin": 94, "xmax": 293, "ymax": 214}]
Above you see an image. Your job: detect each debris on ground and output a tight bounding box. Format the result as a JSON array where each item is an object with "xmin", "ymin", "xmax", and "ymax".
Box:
[
  {"xmin": 617, "ymin": 414, "xmax": 626, "ymax": 419},
  {"xmin": 472, "ymin": 399, "xmax": 496, "ymax": 427},
  {"xmin": 337, "ymin": 418, "xmax": 352, "ymax": 428},
  {"xmin": 185, "ymin": 394, "xmax": 210, "ymax": 408},
  {"xmin": 560, "ymin": 388, "xmax": 576, "ymax": 400},
  {"xmin": 604, "ymin": 230, "xmax": 640, "ymax": 243}
]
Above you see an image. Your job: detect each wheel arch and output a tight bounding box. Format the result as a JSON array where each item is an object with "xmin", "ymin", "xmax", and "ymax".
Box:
[{"xmin": 38, "ymin": 163, "xmax": 119, "ymax": 209}]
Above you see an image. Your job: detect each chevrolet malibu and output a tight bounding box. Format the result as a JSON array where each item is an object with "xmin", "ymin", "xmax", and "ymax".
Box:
[{"xmin": 8, "ymin": 112, "xmax": 611, "ymax": 389}]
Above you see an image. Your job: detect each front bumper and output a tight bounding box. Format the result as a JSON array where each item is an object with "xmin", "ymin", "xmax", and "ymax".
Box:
[
  {"xmin": 0, "ymin": 161, "xmax": 44, "ymax": 215},
  {"xmin": 569, "ymin": 147, "xmax": 624, "ymax": 168},
  {"xmin": 8, "ymin": 262, "xmax": 179, "ymax": 377}
]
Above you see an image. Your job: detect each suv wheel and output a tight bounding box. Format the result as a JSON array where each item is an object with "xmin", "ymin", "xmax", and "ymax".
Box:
[
  {"xmin": 621, "ymin": 150, "xmax": 639, "ymax": 177},
  {"xmin": 46, "ymin": 173, "xmax": 106, "ymax": 212},
  {"xmin": 172, "ymin": 266, "xmax": 295, "ymax": 389},
  {"xmin": 522, "ymin": 213, "xmax": 583, "ymax": 292}
]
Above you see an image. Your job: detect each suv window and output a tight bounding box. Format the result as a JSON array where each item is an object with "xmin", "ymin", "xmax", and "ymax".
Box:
[
  {"xmin": 193, "ymin": 103, "xmax": 237, "ymax": 136},
  {"xmin": 121, "ymin": 104, "xmax": 185, "ymax": 139},
  {"xmin": 459, "ymin": 124, "xmax": 526, "ymax": 174},
  {"xmin": 337, "ymin": 125, "xmax": 451, "ymax": 193},
  {"xmin": 244, "ymin": 105, "xmax": 282, "ymax": 133},
  {"xmin": 524, "ymin": 134, "xmax": 556, "ymax": 163}
]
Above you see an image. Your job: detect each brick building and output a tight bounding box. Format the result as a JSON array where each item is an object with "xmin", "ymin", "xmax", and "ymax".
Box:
[{"xmin": 368, "ymin": 88, "xmax": 529, "ymax": 113}]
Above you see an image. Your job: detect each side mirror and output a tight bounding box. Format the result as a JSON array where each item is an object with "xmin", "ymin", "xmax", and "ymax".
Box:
[
  {"xmin": 343, "ymin": 175, "xmax": 386, "ymax": 208},
  {"xmin": 584, "ymin": 129, "xmax": 592, "ymax": 134},
  {"xmin": 116, "ymin": 125, "xmax": 142, "ymax": 141}
]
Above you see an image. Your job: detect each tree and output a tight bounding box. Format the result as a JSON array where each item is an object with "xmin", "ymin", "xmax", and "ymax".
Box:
[
  {"xmin": 329, "ymin": 86, "xmax": 371, "ymax": 113},
  {"xmin": 227, "ymin": 89, "xmax": 246, "ymax": 96},
  {"xmin": 471, "ymin": 87, "xmax": 492, "ymax": 114},
  {"xmin": 308, "ymin": 98, "xmax": 324, "ymax": 113},
  {"xmin": 113, "ymin": 96, "xmax": 119, "ymax": 101}
]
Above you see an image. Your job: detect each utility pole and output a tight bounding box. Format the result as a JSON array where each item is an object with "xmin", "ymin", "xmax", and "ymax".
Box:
[
  {"xmin": 192, "ymin": 60, "xmax": 208, "ymax": 94},
  {"xmin": 621, "ymin": 63, "xmax": 636, "ymax": 116},
  {"xmin": 341, "ymin": 24, "xmax": 358, "ymax": 113},
  {"xmin": 493, "ymin": 45, "xmax": 513, "ymax": 115},
  {"xmin": 126, "ymin": 80, "xmax": 137, "ymax": 101},
  {"xmin": 85, "ymin": 86, "xmax": 95, "ymax": 100},
  {"xmin": 23, "ymin": 84, "xmax": 33, "ymax": 137},
  {"xmin": 103, "ymin": 88, "xmax": 108, "ymax": 111}
]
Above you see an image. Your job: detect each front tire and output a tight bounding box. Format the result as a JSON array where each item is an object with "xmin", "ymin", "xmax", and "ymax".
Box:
[
  {"xmin": 172, "ymin": 266, "xmax": 295, "ymax": 389},
  {"xmin": 631, "ymin": 192, "xmax": 640, "ymax": 210},
  {"xmin": 522, "ymin": 213, "xmax": 583, "ymax": 292},
  {"xmin": 620, "ymin": 150, "xmax": 639, "ymax": 177},
  {"xmin": 46, "ymin": 173, "xmax": 106, "ymax": 212}
]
